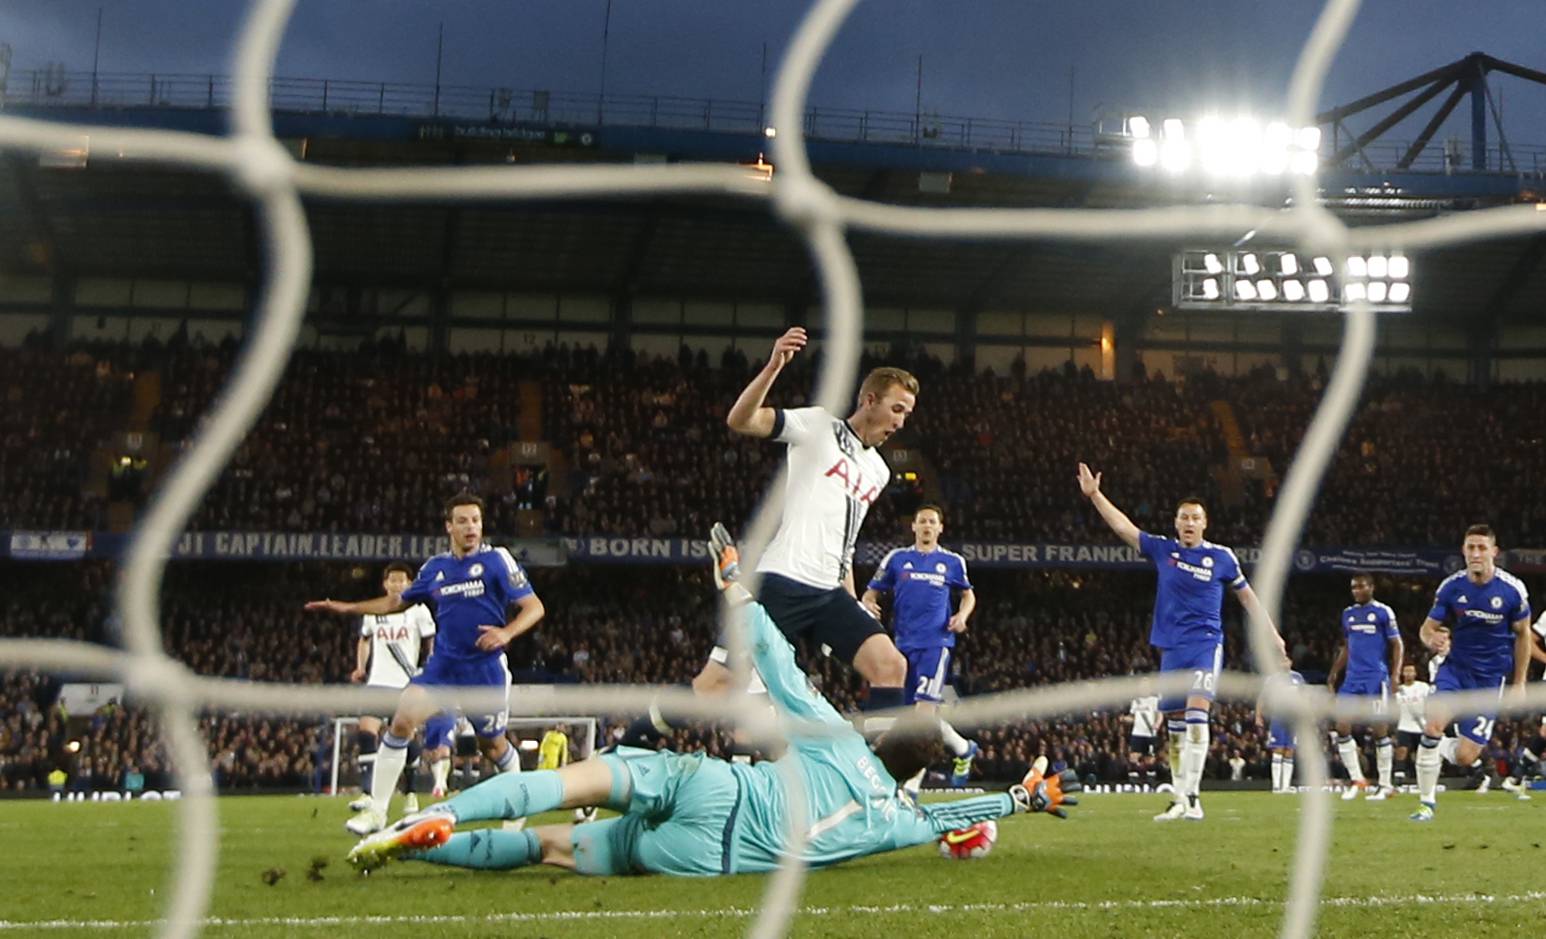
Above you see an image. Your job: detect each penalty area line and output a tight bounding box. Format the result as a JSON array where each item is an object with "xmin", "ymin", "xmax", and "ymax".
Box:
[{"xmin": 3, "ymin": 891, "xmax": 1544, "ymax": 930}]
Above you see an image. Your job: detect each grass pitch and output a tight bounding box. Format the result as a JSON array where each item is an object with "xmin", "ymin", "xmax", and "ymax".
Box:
[{"xmin": 3, "ymin": 790, "xmax": 1541, "ymax": 937}]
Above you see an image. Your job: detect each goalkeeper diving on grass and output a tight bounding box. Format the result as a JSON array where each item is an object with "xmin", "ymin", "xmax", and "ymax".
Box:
[{"xmin": 348, "ymin": 524, "xmax": 1080, "ymax": 876}]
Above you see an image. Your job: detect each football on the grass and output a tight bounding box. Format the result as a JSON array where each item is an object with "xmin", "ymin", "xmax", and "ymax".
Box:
[{"xmin": 938, "ymin": 819, "xmax": 997, "ymax": 859}]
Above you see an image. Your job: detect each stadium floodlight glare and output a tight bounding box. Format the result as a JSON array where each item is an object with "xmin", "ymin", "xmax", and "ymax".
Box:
[
  {"xmin": 1133, "ymin": 138, "xmax": 1159, "ymax": 167},
  {"xmin": 1160, "ymin": 137, "xmax": 1190, "ymax": 173},
  {"xmin": 1175, "ymin": 248, "xmax": 1413, "ymax": 312},
  {"xmin": 1131, "ymin": 113, "xmax": 1321, "ymax": 177},
  {"xmin": 763, "ymin": 126, "xmax": 778, "ymax": 138},
  {"xmin": 1388, "ymin": 255, "xmax": 1410, "ymax": 279}
]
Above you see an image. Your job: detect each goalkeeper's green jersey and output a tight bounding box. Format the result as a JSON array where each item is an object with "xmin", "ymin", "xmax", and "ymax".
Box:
[{"xmin": 722, "ymin": 601, "xmax": 1012, "ymax": 872}]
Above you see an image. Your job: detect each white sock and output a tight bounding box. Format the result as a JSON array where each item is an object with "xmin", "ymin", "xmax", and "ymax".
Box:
[
  {"xmin": 1416, "ymin": 739, "xmax": 1441, "ymax": 804},
  {"xmin": 940, "ymin": 719, "xmax": 971, "ymax": 758},
  {"xmin": 1375, "ymin": 738, "xmax": 1394, "ymax": 789},
  {"xmin": 371, "ymin": 735, "xmax": 409, "ymax": 814},
  {"xmin": 1337, "ymin": 736, "xmax": 1366, "ymax": 783},
  {"xmin": 430, "ymin": 758, "xmax": 450, "ymax": 793},
  {"xmin": 496, "ymin": 742, "xmax": 522, "ymax": 774},
  {"xmin": 1283, "ymin": 756, "xmax": 1294, "ymax": 789},
  {"xmin": 1271, "ymin": 753, "xmax": 1284, "ymax": 791},
  {"xmin": 904, "ymin": 767, "xmax": 925, "ymax": 797},
  {"xmin": 1181, "ymin": 712, "xmax": 1209, "ymax": 800}
]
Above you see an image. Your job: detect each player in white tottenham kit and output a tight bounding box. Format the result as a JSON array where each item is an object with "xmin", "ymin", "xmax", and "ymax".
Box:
[
  {"xmin": 347, "ymin": 562, "xmax": 438, "ymax": 815},
  {"xmin": 1392, "ymin": 663, "xmax": 1432, "ymax": 782},
  {"xmin": 624, "ymin": 328, "xmax": 916, "ymax": 747},
  {"xmin": 705, "ymin": 328, "xmax": 914, "ymax": 720}
]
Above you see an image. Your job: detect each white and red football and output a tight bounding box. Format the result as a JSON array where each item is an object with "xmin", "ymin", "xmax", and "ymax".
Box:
[{"xmin": 938, "ymin": 819, "xmax": 997, "ymax": 860}]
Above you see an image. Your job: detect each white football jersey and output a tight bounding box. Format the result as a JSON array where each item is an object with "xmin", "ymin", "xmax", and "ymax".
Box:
[
  {"xmin": 1129, "ymin": 694, "xmax": 1161, "ymax": 738},
  {"xmin": 361, "ymin": 606, "xmax": 437, "ymax": 688},
  {"xmin": 755, "ymin": 406, "xmax": 891, "ymax": 590},
  {"xmin": 1394, "ymin": 680, "xmax": 1432, "ymax": 733}
]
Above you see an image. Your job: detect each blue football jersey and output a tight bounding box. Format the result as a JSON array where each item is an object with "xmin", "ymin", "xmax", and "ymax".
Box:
[
  {"xmin": 867, "ymin": 546, "xmax": 972, "ymax": 650},
  {"xmin": 1427, "ymin": 569, "xmax": 1530, "ymax": 676},
  {"xmin": 1138, "ymin": 532, "xmax": 1247, "ymax": 649},
  {"xmin": 400, "ymin": 544, "xmax": 535, "ymax": 662},
  {"xmin": 1341, "ymin": 601, "xmax": 1399, "ymax": 681}
]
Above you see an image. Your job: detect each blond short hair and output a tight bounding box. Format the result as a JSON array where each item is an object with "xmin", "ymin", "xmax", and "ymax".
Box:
[{"xmin": 859, "ymin": 367, "xmax": 919, "ymax": 401}]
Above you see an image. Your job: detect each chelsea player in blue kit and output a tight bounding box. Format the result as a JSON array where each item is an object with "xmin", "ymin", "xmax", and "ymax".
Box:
[
  {"xmin": 1410, "ymin": 525, "xmax": 1533, "ymax": 822},
  {"xmin": 347, "ymin": 525, "xmax": 1081, "ymax": 877},
  {"xmin": 862, "ymin": 504, "xmax": 980, "ymax": 790},
  {"xmin": 1078, "ymin": 463, "xmax": 1285, "ymax": 822},
  {"xmin": 308, "ymin": 493, "xmax": 547, "ymax": 834},
  {"xmin": 1325, "ymin": 572, "xmax": 1402, "ymax": 800}
]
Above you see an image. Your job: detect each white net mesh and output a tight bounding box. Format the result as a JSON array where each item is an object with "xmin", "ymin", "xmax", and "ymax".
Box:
[{"xmin": 3, "ymin": 0, "xmax": 1546, "ymax": 936}]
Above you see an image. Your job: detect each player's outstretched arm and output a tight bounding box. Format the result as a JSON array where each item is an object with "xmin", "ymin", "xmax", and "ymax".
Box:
[
  {"xmin": 726, "ymin": 327, "xmax": 807, "ymax": 438},
  {"xmin": 351, "ymin": 637, "xmax": 369, "ymax": 683},
  {"xmin": 1076, "ymin": 463, "xmax": 1140, "ymax": 550},
  {"xmin": 1418, "ymin": 617, "xmax": 1450, "ymax": 654},
  {"xmin": 1511, "ymin": 616, "xmax": 1534, "ymax": 690},
  {"xmin": 1326, "ymin": 645, "xmax": 1348, "ymax": 692},
  {"xmin": 306, "ymin": 595, "xmax": 405, "ymax": 616},
  {"xmin": 1233, "ymin": 584, "xmax": 1287, "ymax": 658},
  {"xmin": 475, "ymin": 593, "xmax": 546, "ymax": 650},
  {"xmin": 860, "ymin": 587, "xmax": 884, "ymax": 619}
]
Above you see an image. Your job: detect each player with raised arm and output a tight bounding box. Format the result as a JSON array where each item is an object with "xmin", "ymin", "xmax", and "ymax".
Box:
[
  {"xmin": 632, "ymin": 328, "xmax": 916, "ymax": 744},
  {"xmin": 347, "ymin": 525, "xmax": 1081, "ymax": 877},
  {"xmin": 1409, "ymin": 524, "xmax": 1532, "ymax": 822},
  {"xmin": 347, "ymin": 562, "xmax": 437, "ymax": 817},
  {"xmin": 1392, "ymin": 663, "xmax": 1432, "ymax": 783},
  {"xmin": 861, "ymin": 504, "xmax": 979, "ymax": 791},
  {"xmin": 307, "ymin": 492, "xmax": 546, "ymax": 835},
  {"xmin": 1325, "ymin": 572, "xmax": 1403, "ymax": 801},
  {"xmin": 1255, "ymin": 657, "xmax": 1305, "ymax": 793},
  {"xmin": 1077, "ymin": 463, "xmax": 1285, "ymax": 822}
]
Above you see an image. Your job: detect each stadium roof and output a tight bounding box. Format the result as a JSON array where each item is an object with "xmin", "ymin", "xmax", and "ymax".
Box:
[{"xmin": 2, "ymin": 92, "xmax": 1544, "ymax": 325}]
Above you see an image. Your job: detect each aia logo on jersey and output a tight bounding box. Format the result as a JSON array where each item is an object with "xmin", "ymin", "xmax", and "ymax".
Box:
[
  {"xmin": 375, "ymin": 625, "xmax": 409, "ymax": 642},
  {"xmin": 824, "ymin": 457, "xmax": 879, "ymax": 505}
]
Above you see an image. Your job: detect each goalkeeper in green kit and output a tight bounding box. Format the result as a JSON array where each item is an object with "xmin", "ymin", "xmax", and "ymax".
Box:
[{"xmin": 348, "ymin": 525, "xmax": 1079, "ymax": 877}]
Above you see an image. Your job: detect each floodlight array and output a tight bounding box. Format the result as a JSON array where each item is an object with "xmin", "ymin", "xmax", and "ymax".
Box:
[
  {"xmin": 1176, "ymin": 249, "xmax": 1411, "ymax": 312},
  {"xmin": 1130, "ymin": 116, "xmax": 1320, "ymax": 178}
]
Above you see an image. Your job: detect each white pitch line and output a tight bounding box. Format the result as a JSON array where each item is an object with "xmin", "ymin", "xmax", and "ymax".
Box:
[{"xmin": 5, "ymin": 890, "xmax": 1543, "ymax": 931}]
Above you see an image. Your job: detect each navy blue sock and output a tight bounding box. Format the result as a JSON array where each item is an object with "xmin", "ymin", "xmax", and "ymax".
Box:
[{"xmin": 866, "ymin": 686, "xmax": 905, "ymax": 710}]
